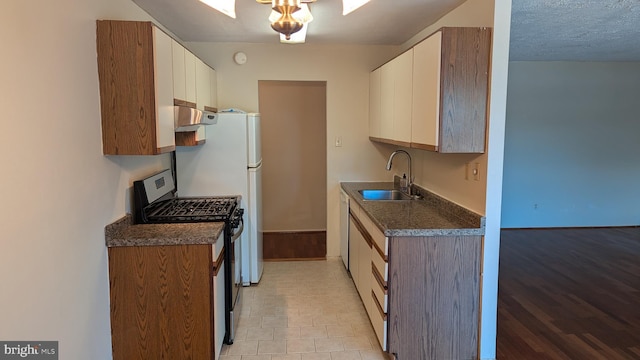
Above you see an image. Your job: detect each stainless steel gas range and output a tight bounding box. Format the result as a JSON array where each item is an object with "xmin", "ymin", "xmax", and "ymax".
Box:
[{"xmin": 133, "ymin": 169, "xmax": 244, "ymax": 344}]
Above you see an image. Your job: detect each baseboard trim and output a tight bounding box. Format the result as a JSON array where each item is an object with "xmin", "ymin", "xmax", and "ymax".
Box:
[
  {"xmin": 263, "ymin": 231, "xmax": 326, "ymax": 260},
  {"xmin": 264, "ymin": 258, "xmax": 326, "ymax": 262},
  {"xmin": 502, "ymin": 225, "xmax": 640, "ymax": 230}
]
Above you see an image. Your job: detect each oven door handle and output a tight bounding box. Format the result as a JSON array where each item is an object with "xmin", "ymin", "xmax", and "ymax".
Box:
[{"xmin": 231, "ymin": 218, "xmax": 244, "ymax": 242}]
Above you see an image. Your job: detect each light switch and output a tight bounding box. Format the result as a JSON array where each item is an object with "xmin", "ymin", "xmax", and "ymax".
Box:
[{"xmin": 335, "ymin": 136, "xmax": 343, "ymax": 147}]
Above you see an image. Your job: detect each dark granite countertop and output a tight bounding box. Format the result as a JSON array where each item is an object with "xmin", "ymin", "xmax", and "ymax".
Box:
[
  {"xmin": 105, "ymin": 215, "xmax": 225, "ymax": 247},
  {"xmin": 341, "ymin": 182, "xmax": 485, "ymax": 237}
]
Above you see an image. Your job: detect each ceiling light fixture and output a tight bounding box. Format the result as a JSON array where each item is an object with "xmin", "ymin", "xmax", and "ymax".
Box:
[
  {"xmin": 280, "ymin": 23, "xmax": 309, "ymax": 44},
  {"xmin": 270, "ymin": 0, "xmax": 304, "ymax": 40},
  {"xmin": 268, "ymin": 4, "xmax": 313, "ymax": 43},
  {"xmin": 199, "ymin": 0, "xmax": 236, "ymax": 18},
  {"xmin": 342, "ymin": 0, "xmax": 370, "ymax": 15},
  {"xmin": 258, "ymin": 0, "xmax": 316, "ymax": 41}
]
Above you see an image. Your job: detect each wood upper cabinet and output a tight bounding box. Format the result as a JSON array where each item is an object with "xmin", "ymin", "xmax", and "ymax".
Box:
[
  {"xmin": 371, "ymin": 49, "xmax": 413, "ymax": 146},
  {"xmin": 411, "ymin": 27, "xmax": 492, "ymax": 153},
  {"xmin": 96, "ymin": 20, "xmax": 175, "ymax": 155},
  {"xmin": 175, "ymin": 126, "xmax": 207, "ymax": 147}
]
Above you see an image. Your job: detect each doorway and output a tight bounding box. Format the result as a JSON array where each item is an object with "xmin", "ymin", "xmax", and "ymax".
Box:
[{"xmin": 258, "ymin": 80, "xmax": 327, "ymax": 260}]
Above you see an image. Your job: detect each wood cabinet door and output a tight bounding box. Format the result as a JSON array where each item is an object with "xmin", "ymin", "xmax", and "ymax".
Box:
[
  {"xmin": 97, "ymin": 21, "xmax": 175, "ymax": 155},
  {"xmin": 108, "ymin": 245, "xmax": 213, "ymax": 360},
  {"xmin": 387, "ymin": 235, "xmax": 481, "ymax": 360},
  {"xmin": 411, "ymin": 31, "xmax": 442, "ymax": 151}
]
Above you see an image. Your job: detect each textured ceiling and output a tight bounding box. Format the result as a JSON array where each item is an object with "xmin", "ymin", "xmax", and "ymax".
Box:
[
  {"xmin": 132, "ymin": 0, "xmax": 640, "ymax": 61},
  {"xmin": 510, "ymin": 0, "xmax": 640, "ymax": 61},
  {"xmin": 132, "ymin": 0, "xmax": 467, "ymax": 45}
]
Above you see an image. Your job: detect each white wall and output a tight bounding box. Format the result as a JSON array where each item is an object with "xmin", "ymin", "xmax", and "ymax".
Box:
[
  {"xmin": 0, "ymin": 1, "xmax": 173, "ymax": 359},
  {"xmin": 502, "ymin": 61, "xmax": 640, "ymax": 228},
  {"xmin": 185, "ymin": 41, "xmax": 399, "ymax": 257}
]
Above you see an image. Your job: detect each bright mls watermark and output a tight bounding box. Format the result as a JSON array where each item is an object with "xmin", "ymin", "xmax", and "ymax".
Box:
[{"xmin": 0, "ymin": 342, "xmax": 57, "ymax": 359}]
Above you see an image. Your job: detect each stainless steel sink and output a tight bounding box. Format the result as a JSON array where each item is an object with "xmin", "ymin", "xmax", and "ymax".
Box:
[{"xmin": 358, "ymin": 189, "xmax": 412, "ymax": 201}]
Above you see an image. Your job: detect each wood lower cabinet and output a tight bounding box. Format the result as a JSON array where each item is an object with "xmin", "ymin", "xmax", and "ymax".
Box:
[
  {"xmin": 108, "ymin": 242, "xmax": 225, "ymax": 360},
  {"xmin": 388, "ymin": 235, "xmax": 481, "ymax": 360},
  {"xmin": 349, "ymin": 207, "xmax": 481, "ymax": 359}
]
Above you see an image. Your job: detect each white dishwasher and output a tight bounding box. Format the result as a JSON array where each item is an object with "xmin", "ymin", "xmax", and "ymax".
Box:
[{"xmin": 339, "ymin": 188, "xmax": 350, "ymax": 270}]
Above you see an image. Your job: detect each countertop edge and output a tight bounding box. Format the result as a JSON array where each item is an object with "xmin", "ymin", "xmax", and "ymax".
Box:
[
  {"xmin": 105, "ymin": 214, "xmax": 225, "ymax": 247},
  {"xmin": 341, "ymin": 182, "xmax": 486, "ymax": 237}
]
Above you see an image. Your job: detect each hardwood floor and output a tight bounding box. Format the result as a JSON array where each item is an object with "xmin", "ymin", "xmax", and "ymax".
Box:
[{"xmin": 497, "ymin": 227, "xmax": 640, "ymax": 360}]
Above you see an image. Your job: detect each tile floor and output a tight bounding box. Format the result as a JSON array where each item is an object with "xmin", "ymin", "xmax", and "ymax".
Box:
[{"xmin": 220, "ymin": 259, "xmax": 389, "ymax": 360}]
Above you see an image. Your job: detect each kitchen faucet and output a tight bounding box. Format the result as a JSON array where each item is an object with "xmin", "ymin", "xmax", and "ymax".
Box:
[{"xmin": 386, "ymin": 150, "xmax": 412, "ymax": 195}]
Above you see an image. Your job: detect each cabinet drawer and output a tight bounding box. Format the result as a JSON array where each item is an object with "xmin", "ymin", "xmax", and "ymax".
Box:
[
  {"xmin": 366, "ymin": 219, "xmax": 388, "ymax": 256},
  {"xmin": 372, "ymin": 271, "xmax": 388, "ymax": 313},
  {"xmin": 372, "ymin": 245, "xmax": 388, "ymax": 281},
  {"xmin": 371, "ymin": 291, "xmax": 388, "ymax": 351},
  {"xmin": 350, "ymin": 201, "xmax": 361, "ymax": 219},
  {"xmin": 212, "ymin": 234, "xmax": 224, "ymax": 276}
]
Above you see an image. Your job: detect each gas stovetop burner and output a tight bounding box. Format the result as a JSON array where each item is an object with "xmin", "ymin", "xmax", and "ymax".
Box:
[
  {"xmin": 144, "ymin": 197, "xmax": 239, "ymax": 223},
  {"xmin": 133, "ymin": 169, "xmax": 242, "ymax": 225}
]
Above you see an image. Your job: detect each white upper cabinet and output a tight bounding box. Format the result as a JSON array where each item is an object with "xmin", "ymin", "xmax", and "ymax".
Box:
[
  {"xmin": 210, "ymin": 67, "xmax": 218, "ymax": 110},
  {"xmin": 370, "ymin": 27, "xmax": 491, "ymax": 153},
  {"xmin": 370, "ymin": 49, "xmax": 413, "ymax": 146},
  {"xmin": 195, "ymin": 58, "xmax": 211, "ymax": 111},
  {"xmin": 172, "ymin": 40, "xmax": 187, "ymax": 103},
  {"xmin": 153, "ymin": 28, "xmax": 176, "ymax": 152},
  {"xmin": 185, "ymin": 50, "xmax": 197, "ymax": 104},
  {"xmin": 411, "ymin": 31, "xmax": 442, "ymax": 149},
  {"xmin": 379, "ymin": 63, "xmax": 394, "ymax": 140},
  {"xmin": 172, "ymin": 40, "xmax": 197, "ymax": 106},
  {"xmin": 393, "ymin": 49, "xmax": 413, "ymax": 144},
  {"xmin": 369, "ymin": 68, "xmax": 382, "ymax": 139}
]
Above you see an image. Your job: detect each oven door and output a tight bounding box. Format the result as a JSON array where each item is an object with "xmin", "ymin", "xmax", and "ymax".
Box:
[{"xmin": 227, "ymin": 216, "xmax": 244, "ymax": 344}]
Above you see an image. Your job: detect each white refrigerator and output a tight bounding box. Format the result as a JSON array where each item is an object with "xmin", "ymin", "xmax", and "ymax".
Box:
[{"xmin": 176, "ymin": 112, "xmax": 263, "ymax": 285}]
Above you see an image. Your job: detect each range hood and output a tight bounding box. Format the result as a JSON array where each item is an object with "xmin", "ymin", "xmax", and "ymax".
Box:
[{"xmin": 174, "ymin": 106, "xmax": 217, "ymax": 132}]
